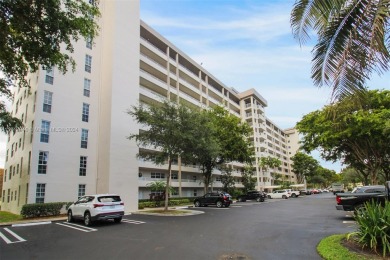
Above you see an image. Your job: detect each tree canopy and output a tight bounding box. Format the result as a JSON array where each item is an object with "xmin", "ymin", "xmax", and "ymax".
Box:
[
  {"xmin": 0, "ymin": 0, "xmax": 100, "ymax": 131},
  {"xmin": 296, "ymin": 89, "xmax": 390, "ymax": 184},
  {"xmin": 291, "ymin": 0, "xmax": 390, "ymax": 100},
  {"xmin": 128, "ymin": 101, "xmax": 201, "ymax": 210},
  {"xmin": 290, "ymin": 152, "xmax": 319, "ymax": 184}
]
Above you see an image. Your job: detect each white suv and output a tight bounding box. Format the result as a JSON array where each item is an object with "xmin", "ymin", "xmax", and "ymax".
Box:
[
  {"xmin": 267, "ymin": 190, "xmax": 290, "ymax": 199},
  {"xmin": 67, "ymin": 194, "xmax": 125, "ymax": 226}
]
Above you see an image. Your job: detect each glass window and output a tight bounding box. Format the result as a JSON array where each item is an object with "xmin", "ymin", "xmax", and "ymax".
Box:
[
  {"xmin": 85, "ymin": 55, "xmax": 92, "ymax": 73},
  {"xmin": 79, "ymin": 156, "xmax": 87, "ymax": 176},
  {"xmin": 36, "ymin": 183, "xmax": 46, "ymax": 203},
  {"xmin": 78, "ymin": 184, "xmax": 86, "ymax": 198},
  {"xmin": 84, "ymin": 78, "xmax": 91, "ymax": 97},
  {"xmin": 45, "ymin": 68, "xmax": 54, "ymax": 84},
  {"xmin": 38, "ymin": 151, "xmax": 48, "ymax": 174},
  {"xmin": 81, "ymin": 129, "xmax": 88, "ymax": 148},
  {"xmin": 86, "ymin": 37, "xmax": 92, "ymax": 49},
  {"xmin": 40, "ymin": 120, "xmax": 50, "ymax": 143},
  {"xmin": 82, "ymin": 103, "xmax": 89, "ymax": 122},
  {"xmin": 43, "ymin": 91, "xmax": 53, "ymax": 113}
]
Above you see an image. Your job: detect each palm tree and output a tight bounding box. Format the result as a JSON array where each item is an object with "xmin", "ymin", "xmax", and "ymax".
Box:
[{"xmin": 291, "ymin": 0, "xmax": 390, "ymax": 101}]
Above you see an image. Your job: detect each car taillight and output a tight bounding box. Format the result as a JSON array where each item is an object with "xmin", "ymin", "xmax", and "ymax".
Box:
[
  {"xmin": 336, "ymin": 196, "xmax": 341, "ymax": 204},
  {"xmin": 223, "ymin": 196, "xmax": 227, "ymax": 200},
  {"xmin": 93, "ymin": 203, "xmax": 104, "ymax": 208}
]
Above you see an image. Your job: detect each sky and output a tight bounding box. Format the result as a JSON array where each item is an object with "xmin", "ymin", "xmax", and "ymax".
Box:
[
  {"xmin": 139, "ymin": 0, "xmax": 390, "ymax": 172},
  {"xmin": 0, "ymin": 0, "xmax": 389, "ymax": 171}
]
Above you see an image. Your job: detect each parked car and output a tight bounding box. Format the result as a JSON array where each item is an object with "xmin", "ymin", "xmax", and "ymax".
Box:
[
  {"xmin": 267, "ymin": 190, "xmax": 289, "ymax": 199},
  {"xmin": 299, "ymin": 190, "xmax": 311, "ymax": 195},
  {"xmin": 336, "ymin": 184, "xmax": 389, "ymax": 212},
  {"xmin": 237, "ymin": 191, "xmax": 266, "ymax": 202},
  {"xmin": 193, "ymin": 192, "xmax": 232, "ymax": 208},
  {"xmin": 284, "ymin": 189, "xmax": 300, "ymax": 198},
  {"xmin": 67, "ymin": 194, "xmax": 125, "ymax": 226}
]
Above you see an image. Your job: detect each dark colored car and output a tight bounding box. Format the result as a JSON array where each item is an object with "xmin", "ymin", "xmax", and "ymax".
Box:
[
  {"xmin": 193, "ymin": 192, "xmax": 232, "ymax": 208},
  {"xmin": 237, "ymin": 191, "xmax": 266, "ymax": 202},
  {"xmin": 300, "ymin": 190, "xmax": 312, "ymax": 195}
]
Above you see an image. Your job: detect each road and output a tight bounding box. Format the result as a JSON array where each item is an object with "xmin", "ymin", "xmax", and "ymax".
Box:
[{"xmin": 0, "ymin": 193, "xmax": 356, "ymax": 260}]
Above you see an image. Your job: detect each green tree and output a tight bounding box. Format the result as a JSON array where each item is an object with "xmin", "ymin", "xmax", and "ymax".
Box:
[
  {"xmin": 341, "ymin": 167, "xmax": 365, "ymax": 187},
  {"xmin": 296, "ymin": 90, "xmax": 390, "ymax": 185},
  {"xmin": 190, "ymin": 106, "xmax": 253, "ymax": 192},
  {"xmin": 241, "ymin": 165, "xmax": 256, "ymax": 193},
  {"xmin": 259, "ymin": 156, "xmax": 282, "ymax": 185},
  {"xmin": 128, "ymin": 101, "xmax": 200, "ymax": 211},
  {"xmin": 291, "ymin": 0, "xmax": 390, "ymax": 100},
  {"xmin": 0, "ymin": 0, "xmax": 100, "ymax": 131},
  {"xmin": 291, "ymin": 152, "xmax": 319, "ymax": 184},
  {"xmin": 220, "ymin": 166, "xmax": 236, "ymax": 195}
]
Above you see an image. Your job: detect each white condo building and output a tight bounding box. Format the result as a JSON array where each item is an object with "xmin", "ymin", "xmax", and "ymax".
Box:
[{"xmin": 1, "ymin": 0, "xmax": 299, "ymax": 214}]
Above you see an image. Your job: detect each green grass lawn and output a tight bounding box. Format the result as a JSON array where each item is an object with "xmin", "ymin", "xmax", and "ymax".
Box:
[{"xmin": 0, "ymin": 211, "xmax": 22, "ymax": 223}]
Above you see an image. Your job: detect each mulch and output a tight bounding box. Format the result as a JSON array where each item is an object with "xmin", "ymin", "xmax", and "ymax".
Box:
[{"xmin": 341, "ymin": 237, "xmax": 389, "ymax": 259}]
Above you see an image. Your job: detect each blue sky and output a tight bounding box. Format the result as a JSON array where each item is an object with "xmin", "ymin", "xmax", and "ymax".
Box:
[{"xmin": 140, "ymin": 0, "xmax": 390, "ymax": 172}]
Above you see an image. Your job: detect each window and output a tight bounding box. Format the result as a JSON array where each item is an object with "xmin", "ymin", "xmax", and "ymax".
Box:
[
  {"xmin": 171, "ymin": 173, "xmax": 178, "ymax": 180},
  {"xmin": 43, "ymin": 91, "xmax": 53, "ymax": 113},
  {"xmin": 84, "ymin": 78, "xmax": 91, "ymax": 97},
  {"xmin": 81, "ymin": 129, "xmax": 88, "ymax": 148},
  {"xmin": 216, "ymin": 176, "xmax": 221, "ymax": 182},
  {"xmin": 151, "ymin": 172, "xmax": 165, "ymax": 179},
  {"xmin": 82, "ymin": 103, "xmax": 89, "ymax": 122},
  {"xmin": 45, "ymin": 68, "xmax": 54, "ymax": 84},
  {"xmin": 40, "ymin": 120, "xmax": 50, "ymax": 143},
  {"xmin": 193, "ymin": 189, "xmax": 198, "ymax": 197},
  {"xmin": 3, "ymin": 170, "xmax": 6, "ymax": 182},
  {"xmin": 30, "ymin": 120, "xmax": 34, "ymax": 143},
  {"xmin": 7, "ymin": 189, "xmax": 10, "ymax": 202},
  {"xmin": 38, "ymin": 151, "xmax": 48, "ymax": 174},
  {"xmin": 85, "ymin": 55, "xmax": 92, "ymax": 73},
  {"xmin": 78, "ymin": 184, "xmax": 86, "ymax": 198},
  {"xmin": 79, "ymin": 156, "xmax": 87, "ymax": 176},
  {"xmin": 36, "ymin": 183, "xmax": 46, "ymax": 203},
  {"xmin": 86, "ymin": 37, "xmax": 92, "ymax": 49}
]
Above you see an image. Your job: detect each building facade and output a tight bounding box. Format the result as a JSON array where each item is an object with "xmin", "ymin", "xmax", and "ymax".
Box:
[{"xmin": 1, "ymin": 0, "xmax": 299, "ymax": 214}]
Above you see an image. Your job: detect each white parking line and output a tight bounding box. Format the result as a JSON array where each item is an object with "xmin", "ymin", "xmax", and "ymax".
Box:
[
  {"xmin": 231, "ymin": 206, "xmax": 242, "ymax": 208},
  {"xmin": 343, "ymin": 221, "xmax": 356, "ymax": 224},
  {"xmin": 122, "ymin": 219, "xmax": 145, "ymax": 224},
  {"xmin": 56, "ymin": 222, "xmax": 97, "ymax": 232},
  {"xmin": 0, "ymin": 228, "xmax": 27, "ymax": 244}
]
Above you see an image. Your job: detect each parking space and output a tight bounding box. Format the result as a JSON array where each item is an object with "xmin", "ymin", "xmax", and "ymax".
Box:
[{"xmin": 0, "ymin": 227, "xmax": 27, "ymax": 244}]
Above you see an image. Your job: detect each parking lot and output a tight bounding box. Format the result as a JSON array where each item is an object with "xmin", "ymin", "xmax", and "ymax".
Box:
[{"xmin": 1, "ymin": 193, "xmax": 356, "ymax": 260}]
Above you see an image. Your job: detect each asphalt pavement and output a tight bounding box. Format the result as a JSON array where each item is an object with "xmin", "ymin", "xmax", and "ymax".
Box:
[{"xmin": 0, "ymin": 193, "xmax": 356, "ymax": 260}]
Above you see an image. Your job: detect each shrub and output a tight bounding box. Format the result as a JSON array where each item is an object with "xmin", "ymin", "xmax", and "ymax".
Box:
[
  {"xmin": 349, "ymin": 200, "xmax": 390, "ymax": 257},
  {"xmin": 20, "ymin": 202, "xmax": 68, "ymax": 218}
]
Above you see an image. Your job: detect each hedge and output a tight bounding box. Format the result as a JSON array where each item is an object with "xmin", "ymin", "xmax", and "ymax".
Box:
[
  {"xmin": 20, "ymin": 202, "xmax": 70, "ymax": 218},
  {"xmin": 138, "ymin": 199, "xmax": 191, "ymax": 209}
]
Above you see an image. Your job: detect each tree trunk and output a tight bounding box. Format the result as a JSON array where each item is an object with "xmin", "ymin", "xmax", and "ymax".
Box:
[{"xmin": 164, "ymin": 158, "xmax": 172, "ymax": 211}]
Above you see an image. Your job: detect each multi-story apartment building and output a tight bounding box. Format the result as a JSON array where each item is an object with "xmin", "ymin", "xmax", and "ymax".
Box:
[{"xmin": 1, "ymin": 0, "xmax": 299, "ymax": 214}]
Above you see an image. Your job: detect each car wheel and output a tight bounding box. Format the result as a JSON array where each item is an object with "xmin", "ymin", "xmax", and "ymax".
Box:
[
  {"xmin": 260, "ymin": 197, "xmax": 265, "ymax": 202},
  {"xmin": 282, "ymin": 195, "xmax": 287, "ymax": 199},
  {"xmin": 216, "ymin": 201, "xmax": 223, "ymax": 208},
  {"xmin": 291, "ymin": 193, "xmax": 296, "ymax": 198},
  {"xmin": 225, "ymin": 203, "xmax": 230, "ymax": 208},
  {"xmin": 84, "ymin": 212, "xmax": 92, "ymax": 226},
  {"xmin": 114, "ymin": 217, "xmax": 122, "ymax": 224},
  {"xmin": 194, "ymin": 201, "xmax": 201, "ymax": 207},
  {"xmin": 67, "ymin": 210, "xmax": 74, "ymax": 223}
]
